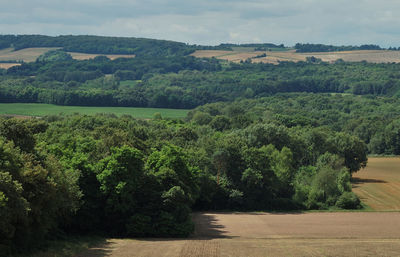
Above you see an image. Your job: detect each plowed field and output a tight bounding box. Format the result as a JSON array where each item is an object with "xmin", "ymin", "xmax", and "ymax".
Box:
[
  {"xmin": 76, "ymin": 212, "xmax": 400, "ymax": 257},
  {"xmin": 192, "ymin": 49, "xmax": 400, "ymax": 64},
  {"xmin": 353, "ymin": 157, "xmax": 400, "ymax": 211}
]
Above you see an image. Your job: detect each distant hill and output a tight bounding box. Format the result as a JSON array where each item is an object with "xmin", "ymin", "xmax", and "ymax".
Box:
[
  {"xmin": 0, "ymin": 35, "xmax": 195, "ymax": 57},
  {"xmin": 294, "ymin": 43, "xmax": 386, "ymax": 52}
]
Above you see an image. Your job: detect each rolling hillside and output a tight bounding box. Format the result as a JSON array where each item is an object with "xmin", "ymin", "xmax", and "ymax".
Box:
[{"xmin": 192, "ymin": 49, "xmax": 400, "ymax": 64}]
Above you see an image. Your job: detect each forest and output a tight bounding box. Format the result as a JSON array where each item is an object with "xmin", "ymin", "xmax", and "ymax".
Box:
[
  {"xmin": 2, "ymin": 50, "xmax": 400, "ymax": 109},
  {"xmin": 294, "ymin": 43, "xmax": 385, "ymax": 52},
  {"xmin": 0, "ymin": 35, "xmax": 195, "ymax": 56},
  {"xmin": 0, "ymin": 35, "xmax": 399, "ymax": 255},
  {"xmin": 1, "ymin": 105, "xmax": 367, "ymax": 254}
]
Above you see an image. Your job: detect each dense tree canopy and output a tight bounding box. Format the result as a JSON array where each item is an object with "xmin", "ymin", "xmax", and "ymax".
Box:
[
  {"xmin": 294, "ymin": 43, "xmax": 383, "ymax": 52},
  {"xmin": 0, "ymin": 109, "xmax": 369, "ymax": 254},
  {"xmin": 0, "ymin": 35, "xmax": 195, "ymax": 56},
  {"xmin": 1, "ymin": 35, "xmax": 399, "ymax": 256},
  {"xmin": 2, "ymin": 57, "xmax": 400, "ymax": 109}
]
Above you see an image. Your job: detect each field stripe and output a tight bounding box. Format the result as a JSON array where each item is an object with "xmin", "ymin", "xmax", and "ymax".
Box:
[{"xmin": 352, "ymin": 157, "xmax": 400, "ymax": 211}]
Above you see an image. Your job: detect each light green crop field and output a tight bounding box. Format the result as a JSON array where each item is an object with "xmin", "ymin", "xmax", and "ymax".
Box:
[{"xmin": 0, "ymin": 103, "xmax": 189, "ymax": 119}]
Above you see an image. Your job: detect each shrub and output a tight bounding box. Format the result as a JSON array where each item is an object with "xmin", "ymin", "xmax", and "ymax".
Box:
[{"xmin": 336, "ymin": 192, "xmax": 361, "ymax": 209}]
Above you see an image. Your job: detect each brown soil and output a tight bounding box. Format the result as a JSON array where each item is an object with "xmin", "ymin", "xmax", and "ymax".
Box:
[
  {"xmin": 353, "ymin": 157, "xmax": 400, "ymax": 210},
  {"xmin": 300, "ymin": 50, "xmax": 400, "ymax": 63},
  {"xmin": 191, "ymin": 49, "xmax": 400, "ymax": 64},
  {"xmin": 75, "ymin": 212, "xmax": 400, "ymax": 257},
  {"xmin": 0, "ymin": 63, "xmax": 21, "ymax": 69}
]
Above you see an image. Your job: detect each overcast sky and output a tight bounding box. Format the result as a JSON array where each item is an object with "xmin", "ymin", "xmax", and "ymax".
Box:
[{"xmin": 1, "ymin": 0, "xmax": 400, "ymax": 47}]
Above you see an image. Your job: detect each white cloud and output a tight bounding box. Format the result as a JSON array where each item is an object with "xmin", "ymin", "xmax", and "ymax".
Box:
[{"xmin": 1, "ymin": 0, "xmax": 400, "ymax": 47}]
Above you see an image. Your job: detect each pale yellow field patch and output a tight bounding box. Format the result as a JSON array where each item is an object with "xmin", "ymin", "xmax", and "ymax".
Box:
[
  {"xmin": 192, "ymin": 49, "xmax": 400, "ymax": 64},
  {"xmin": 300, "ymin": 50, "xmax": 400, "ymax": 63},
  {"xmin": 0, "ymin": 63, "xmax": 21, "ymax": 69},
  {"xmin": 67, "ymin": 52, "xmax": 135, "ymax": 60},
  {"xmin": 0, "ymin": 47, "xmax": 60, "ymax": 62},
  {"xmin": 77, "ymin": 212, "xmax": 400, "ymax": 257},
  {"xmin": 0, "ymin": 47, "xmax": 135, "ymax": 67}
]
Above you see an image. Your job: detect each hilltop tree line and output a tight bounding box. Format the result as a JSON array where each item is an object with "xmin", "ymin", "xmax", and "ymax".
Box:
[
  {"xmin": 1, "ymin": 106, "xmax": 367, "ymax": 255},
  {"xmin": 294, "ymin": 43, "xmax": 384, "ymax": 52},
  {"xmin": 0, "ymin": 35, "xmax": 196, "ymax": 56}
]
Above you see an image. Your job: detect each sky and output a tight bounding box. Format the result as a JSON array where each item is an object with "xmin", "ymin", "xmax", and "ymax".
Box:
[{"xmin": 1, "ymin": 0, "xmax": 400, "ymax": 47}]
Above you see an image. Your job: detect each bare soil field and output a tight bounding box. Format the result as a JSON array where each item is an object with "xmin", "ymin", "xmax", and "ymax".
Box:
[
  {"xmin": 0, "ymin": 63, "xmax": 21, "ymax": 69},
  {"xmin": 301, "ymin": 50, "xmax": 400, "ymax": 63},
  {"xmin": 0, "ymin": 47, "xmax": 135, "ymax": 66},
  {"xmin": 192, "ymin": 49, "xmax": 400, "ymax": 64},
  {"xmin": 75, "ymin": 212, "xmax": 400, "ymax": 257},
  {"xmin": 353, "ymin": 157, "xmax": 400, "ymax": 211}
]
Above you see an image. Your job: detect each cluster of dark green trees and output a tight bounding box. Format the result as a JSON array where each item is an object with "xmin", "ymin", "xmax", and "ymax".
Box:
[
  {"xmin": 1, "ymin": 106, "xmax": 367, "ymax": 254},
  {"xmin": 190, "ymin": 93, "xmax": 400, "ymax": 155},
  {"xmin": 0, "ymin": 35, "xmax": 195, "ymax": 56},
  {"xmin": 294, "ymin": 43, "xmax": 383, "ymax": 52},
  {"xmin": 0, "ymin": 35, "xmax": 288, "ymax": 55}
]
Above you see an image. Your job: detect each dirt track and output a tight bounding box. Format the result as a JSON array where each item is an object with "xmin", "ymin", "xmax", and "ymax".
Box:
[{"xmin": 75, "ymin": 212, "xmax": 400, "ymax": 257}]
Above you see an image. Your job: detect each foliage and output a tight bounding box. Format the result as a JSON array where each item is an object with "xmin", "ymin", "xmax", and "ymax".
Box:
[
  {"xmin": 335, "ymin": 192, "xmax": 361, "ymax": 209},
  {"xmin": 0, "ymin": 129, "xmax": 81, "ymax": 255},
  {"xmin": 189, "ymin": 93, "xmax": 400, "ymax": 155},
  {"xmin": 295, "ymin": 43, "xmax": 382, "ymax": 52},
  {"xmin": 0, "ymin": 106, "xmax": 370, "ymax": 254},
  {"xmin": 37, "ymin": 50, "xmax": 73, "ymax": 63},
  {"xmin": 0, "ymin": 35, "xmax": 195, "ymax": 56},
  {"xmin": 3, "ymin": 56, "xmax": 400, "ymax": 109}
]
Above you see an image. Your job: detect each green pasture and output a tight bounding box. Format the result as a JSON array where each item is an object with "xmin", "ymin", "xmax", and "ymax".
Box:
[{"xmin": 0, "ymin": 103, "xmax": 189, "ymax": 119}]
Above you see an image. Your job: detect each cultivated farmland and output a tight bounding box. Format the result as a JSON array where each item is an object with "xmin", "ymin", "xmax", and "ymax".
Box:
[
  {"xmin": 0, "ymin": 47, "xmax": 60, "ymax": 62},
  {"xmin": 76, "ymin": 212, "xmax": 400, "ymax": 257},
  {"xmin": 0, "ymin": 63, "xmax": 20, "ymax": 69},
  {"xmin": 192, "ymin": 49, "xmax": 400, "ymax": 64},
  {"xmin": 0, "ymin": 47, "xmax": 135, "ymax": 65},
  {"xmin": 353, "ymin": 157, "xmax": 400, "ymax": 211}
]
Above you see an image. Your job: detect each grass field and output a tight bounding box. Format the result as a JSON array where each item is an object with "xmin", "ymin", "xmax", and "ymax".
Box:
[
  {"xmin": 0, "ymin": 103, "xmax": 189, "ymax": 119},
  {"xmin": 0, "ymin": 47, "xmax": 134, "ymax": 65},
  {"xmin": 75, "ymin": 212, "xmax": 400, "ymax": 257},
  {"xmin": 192, "ymin": 49, "xmax": 400, "ymax": 64},
  {"xmin": 352, "ymin": 157, "xmax": 400, "ymax": 211},
  {"xmin": 0, "ymin": 47, "xmax": 60, "ymax": 62},
  {"xmin": 68, "ymin": 52, "xmax": 135, "ymax": 60}
]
